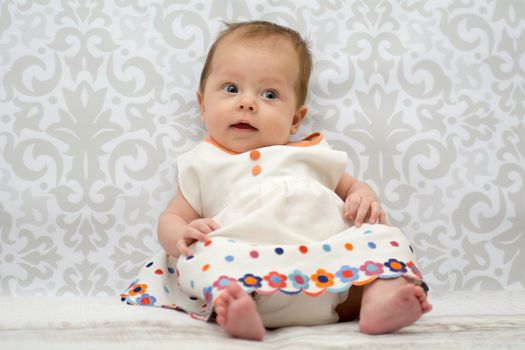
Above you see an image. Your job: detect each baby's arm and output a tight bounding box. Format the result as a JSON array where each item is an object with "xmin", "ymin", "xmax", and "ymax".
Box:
[
  {"xmin": 158, "ymin": 186, "xmax": 220, "ymax": 258},
  {"xmin": 335, "ymin": 173, "xmax": 386, "ymax": 227}
]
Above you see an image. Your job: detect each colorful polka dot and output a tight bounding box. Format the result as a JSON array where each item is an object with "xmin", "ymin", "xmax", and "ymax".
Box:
[
  {"xmin": 190, "ymin": 281, "xmax": 195, "ymax": 289},
  {"xmin": 363, "ymin": 229, "xmax": 372, "ymax": 235},
  {"xmin": 250, "ymin": 250, "xmax": 259, "ymax": 258},
  {"xmin": 368, "ymin": 242, "xmax": 377, "ymax": 249},
  {"xmin": 225, "ymin": 255, "xmax": 234, "ymax": 262},
  {"xmin": 299, "ymin": 245, "xmax": 308, "ymax": 254},
  {"xmin": 274, "ymin": 247, "xmax": 284, "ymax": 255},
  {"xmin": 204, "ymin": 240, "xmax": 212, "ymax": 246},
  {"xmin": 167, "ymin": 267, "xmax": 175, "ymax": 274},
  {"xmin": 202, "ymin": 264, "xmax": 210, "ymax": 271},
  {"xmin": 322, "ymin": 244, "xmax": 331, "ymax": 252},
  {"xmin": 154, "ymin": 269, "xmax": 164, "ymax": 275},
  {"xmin": 146, "ymin": 262, "xmax": 153, "ymax": 268},
  {"xmin": 390, "ymin": 241, "xmax": 399, "ymax": 247},
  {"xmin": 344, "ymin": 243, "xmax": 354, "ymax": 251}
]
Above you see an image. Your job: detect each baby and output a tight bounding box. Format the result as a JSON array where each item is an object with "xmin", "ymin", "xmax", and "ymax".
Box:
[{"xmin": 123, "ymin": 20, "xmax": 431, "ymax": 341}]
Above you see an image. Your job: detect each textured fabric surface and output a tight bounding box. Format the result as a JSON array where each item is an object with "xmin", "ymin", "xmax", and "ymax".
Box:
[
  {"xmin": 2, "ymin": 292, "xmax": 525, "ymax": 349},
  {"xmin": 0, "ymin": 0, "xmax": 523, "ymax": 297}
]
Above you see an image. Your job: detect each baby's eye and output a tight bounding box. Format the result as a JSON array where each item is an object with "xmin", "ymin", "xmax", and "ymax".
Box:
[
  {"xmin": 263, "ymin": 90, "xmax": 278, "ymax": 100},
  {"xmin": 223, "ymin": 84, "xmax": 238, "ymax": 93}
]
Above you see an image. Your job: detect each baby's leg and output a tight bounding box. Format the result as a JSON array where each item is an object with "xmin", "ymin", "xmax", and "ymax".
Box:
[
  {"xmin": 359, "ymin": 278, "xmax": 432, "ymax": 335},
  {"xmin": 214, "ymin": 282, "xmax": 265, "ymax": 340}
]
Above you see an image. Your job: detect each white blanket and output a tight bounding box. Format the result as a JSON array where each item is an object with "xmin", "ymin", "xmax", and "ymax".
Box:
[{"xmin": 2, "ymin": 292, "xmax": 524, "ymax": 350}]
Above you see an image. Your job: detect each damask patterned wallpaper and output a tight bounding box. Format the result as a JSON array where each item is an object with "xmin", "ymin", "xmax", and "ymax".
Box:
[{"xmin": 0, "ymin": 0, "xmax": 523, "ymax": 296}]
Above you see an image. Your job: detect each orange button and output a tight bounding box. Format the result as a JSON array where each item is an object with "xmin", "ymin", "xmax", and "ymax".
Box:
[
  {"xmin": 251, "ymin": 165, "xmax": 262, "ymax": 176},
  {"xmin": 250, "ymin": 150, "xmax": 260, "ymax": 160}
]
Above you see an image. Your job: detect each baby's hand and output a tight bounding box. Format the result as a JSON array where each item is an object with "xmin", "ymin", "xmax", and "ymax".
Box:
[
  {"xmin": 343, "ymin": 190, "xmax": 386, "ymax": 227},
  {"xmin": 176, "ymin": 218, "xmax": 220, "ymax": 257}
]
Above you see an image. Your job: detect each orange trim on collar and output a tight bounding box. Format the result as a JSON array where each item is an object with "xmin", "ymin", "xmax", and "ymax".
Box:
[
  {"xmin": 203, "ymin": 132, "xmax": 324, "ymax": 154},
  {"xmin": 288, "ymin": 132, "xmax": 324, "ymax": 147},
  {"xmin": 203, "ymin": 136, "xmax": 239, "ymax": 155}
]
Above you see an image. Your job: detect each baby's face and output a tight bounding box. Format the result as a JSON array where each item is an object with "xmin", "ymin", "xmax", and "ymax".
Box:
[{"xmin": 198, "ymin": 35, "xmax": 307, "ymax": 153}]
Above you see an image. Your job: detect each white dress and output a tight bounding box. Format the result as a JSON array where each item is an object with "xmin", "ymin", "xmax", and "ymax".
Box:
[{"xmin": 122, "ymin": 133, "xmax": 425, "ymax": 322}]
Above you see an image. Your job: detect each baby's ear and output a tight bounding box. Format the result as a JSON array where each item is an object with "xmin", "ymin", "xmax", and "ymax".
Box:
[
  {"xmin": 197, "ymin": 90, "xmax": 205, "ymax": 114},
  {"xmin": 290, "ymin": 105, "xmax": 308, "ymax": 134}
]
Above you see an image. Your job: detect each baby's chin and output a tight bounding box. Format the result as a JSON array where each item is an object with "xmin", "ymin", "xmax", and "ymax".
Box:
[{"xmin": 228, "ymin": 143, "xmax": 261, "ymax": 154}]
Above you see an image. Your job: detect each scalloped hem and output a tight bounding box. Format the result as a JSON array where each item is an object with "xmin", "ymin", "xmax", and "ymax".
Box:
[
  {"xmin": 121, "ymin": 272, "xmax": 428, "ymax": 323},
  {"xmin": 209, "ymin": 272, "xmax": 425, "ymax": 305}
]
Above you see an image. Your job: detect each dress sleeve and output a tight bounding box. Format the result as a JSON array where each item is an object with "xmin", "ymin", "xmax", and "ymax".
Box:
[
  {"xmin": 176, "ymin": 148, "xmax": 202, "ymax": 217},
  {"xmin": 317, "ymin": 138, "xmax": 348, "ymax": 190}
]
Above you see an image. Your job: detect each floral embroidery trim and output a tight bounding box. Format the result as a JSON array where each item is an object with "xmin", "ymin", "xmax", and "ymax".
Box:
[
  {"xmin": 202, "ymin": 259, "xmax": 423, "ymax": 303},
  {"xmin": 122, "ymin": 259, "xmax": 424, "ymax": 319}
]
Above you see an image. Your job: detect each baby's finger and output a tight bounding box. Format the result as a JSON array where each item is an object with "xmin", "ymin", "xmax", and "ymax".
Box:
[
  {"xmin": 177, "ymin": 240, "xmax": 193, "ymax": 257},
  {"xmin": 191, "ymin": 221, "xmax": 214, "ymax": 235},
  {"xmin": 184, "ymin": 227, "xmax": 208, "ymax": 243},
  {"xmin": 203, "ymin": 218, "xmax": 221, "ymax": 231},
  {"xmin": 379, "ymin": 210, "xmax": 387, "ymax": 225},
  {"xmin": 367, "ymin": 202, "xmax": 381, "ymax": 224},
  {"xmin": 354, "ymin": 200, "xmax": 370, "ymax": 227},
  {"xmin": 367, "ymin": 211, "xmax": 378, "ymax": 224},
  {"xmin": 345, "ymin": 196, "xmax": 361, "ymax": 219}
]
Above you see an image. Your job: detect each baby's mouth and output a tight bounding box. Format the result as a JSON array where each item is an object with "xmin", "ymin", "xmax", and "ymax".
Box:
[{"xmin": 231, "ymin": 122, "xmax": 257, "ymax": 131}]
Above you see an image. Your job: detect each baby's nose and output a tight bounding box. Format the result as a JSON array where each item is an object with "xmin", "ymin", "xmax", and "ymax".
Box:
[
  {"xmin": 239, "ymin": 104, "xmax": 255, "ymax": 111},
  {"xmin": 238, "ymin": 97, "xmax": 257, "ymax": 112}
]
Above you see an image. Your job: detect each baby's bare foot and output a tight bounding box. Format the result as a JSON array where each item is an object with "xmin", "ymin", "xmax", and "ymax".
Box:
[
  {"xmin": 214, "ymin": 283, "xmax": 265, "ymax": 340},
  {"xmin": 359, "ymin": 283, "xmax": 432, "ymax": 335}
]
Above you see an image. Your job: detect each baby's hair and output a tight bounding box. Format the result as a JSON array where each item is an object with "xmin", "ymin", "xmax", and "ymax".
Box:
[{"xmin": 199, "ymin": 20, "xmax": 312, "ymax": 106}]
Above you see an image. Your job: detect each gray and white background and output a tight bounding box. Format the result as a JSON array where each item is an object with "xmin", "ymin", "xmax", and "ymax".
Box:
[{"xmin": 0, "ymin": 0, "xmax": 523, "ymax": 296}]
